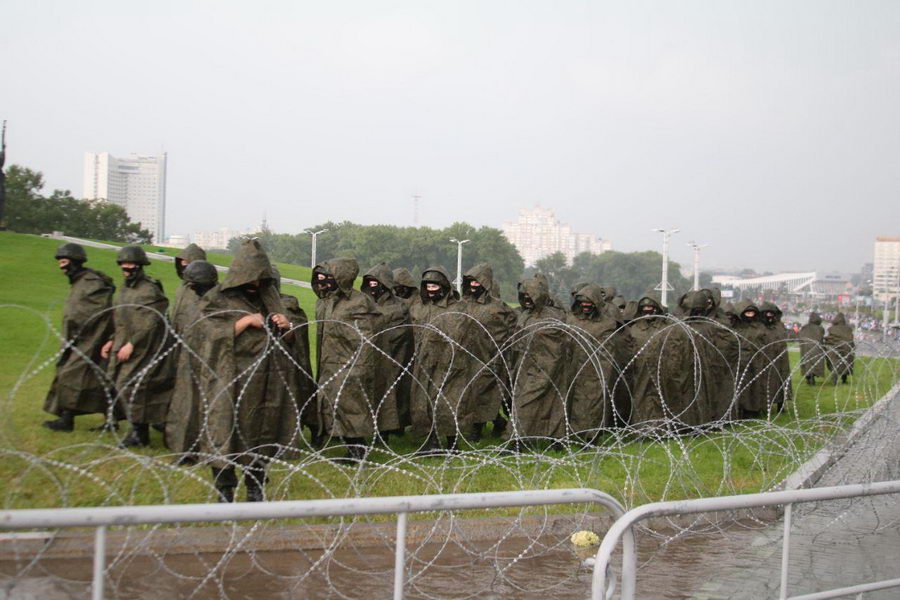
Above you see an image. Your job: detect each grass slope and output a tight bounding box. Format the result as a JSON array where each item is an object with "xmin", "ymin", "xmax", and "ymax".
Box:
[{"xmin": 1, "ymin": 231, "xmax": 897, "ymax": 513}]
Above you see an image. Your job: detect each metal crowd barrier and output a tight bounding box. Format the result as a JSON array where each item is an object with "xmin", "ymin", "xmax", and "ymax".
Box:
[
  {"xmin": 594, "ymin": 479, "xmax": 900, "ymax": 600},
  {"xmin": 0, "ymin": 488, "xmax": 631, "ymax": 600}
]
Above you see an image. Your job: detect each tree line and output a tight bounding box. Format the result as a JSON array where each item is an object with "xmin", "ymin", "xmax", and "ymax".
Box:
[{"xmin": 4, "ymin": 165, "xmax": 152, "ymax": 243}]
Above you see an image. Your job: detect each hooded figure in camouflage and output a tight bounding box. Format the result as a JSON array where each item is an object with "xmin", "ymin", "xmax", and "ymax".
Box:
[
  {"xmin": 824, "ymin": 312, "xmax": 855, "ymax": 385},
  {"xmin": 759, "ymin": 301, "xmax": 793, "ymax": 411},
  {"xmin": 171, "ymin": 244, "xmax": 207, "ymax": 323},
  {"xmin": 43, "ymin": 243, "xmax": 116, "ymax": 432},
  {"xmin": 677, "ymin": 289, "xmax": 739, "ymax": 424},
  {"xmin": 313, "ymin": 258, "xmax": 382, "ymax": 463},
  {"xmin": 731, "ymin": 299, "xmax": 770, "ymax": 418},
  {"xmin": 102, "ymin": 246, "xmax": 173, "ymax": 447},
  {"xmin": 797, "ymin": 312, "xmax": 826, "ymax": 385},
  {"xmin": 362, "ymin": 263, "xmax": 413, "ymax": 443},
  {"xmin": 269, "ymin": 266, "xmax": 318, "ymax": 450},
  {"xmin": 627, "ymin": 294, "xmax": 696, "ymax": 432},
  {"xmin": 566, "ymin": 284, "xmax": 629, "ymax": 440},
  {"xmin": 391, "ymin": 268, "xmax": 419, "ymax": 307},
  {"xmin": 408, "ymin": 266, "xmax": 470, "ymax": 454},
  {"xmin": 506, "ymin": 275, "xmax": 570, "ymax": 443},
  {"xmin": 164, "ymin": 260, "xmax": 218, "ymax": 461},
  {"xmin": 194, "ymin": 239, "xmax": 297, "ymax": 502},
  {"xmin": 461, "ymin": 263, "xmax": 517, "ymax": 442}
]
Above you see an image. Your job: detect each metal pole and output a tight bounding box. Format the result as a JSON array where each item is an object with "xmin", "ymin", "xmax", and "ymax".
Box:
[
  {"xmin": 92, "ymin": 526, "xmax": 106, "ymax": 600},
  {"xmin": 450, "ymin": 238, "xmax": 469, "ymax": 294},
  {"xmin": 305, "ymin": 229, "xmax": 328, "ymax": 269},
  {"xmin": 779, "ymin": 503, "xmax": 793, "ymax": 600},
  {"xmin": 393, "ymin": 512, "xmax": 408, "ymax": 600},
  {"xmin": 654, "ymin": 228, "xmax": 678, "ymax": 307}
]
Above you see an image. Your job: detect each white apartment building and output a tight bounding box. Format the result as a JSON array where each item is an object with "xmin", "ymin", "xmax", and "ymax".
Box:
[
  {"xmin": 873, "ymin": 236, "xmax": 900, "ymax": 302},
  {"xmin": 502, "ymin": 206, "xmax": 611, "ymax": 266},
  {"xmin": 192, "ymin": 228, "xmax": 253, "ymax": 250},
  {"xmin": 83, "ymin": 152, "xmax": 167, "ymax": 243}
]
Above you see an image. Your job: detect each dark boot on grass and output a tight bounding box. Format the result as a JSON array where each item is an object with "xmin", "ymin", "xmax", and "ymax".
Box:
[
  {"xmin": 805, "ymin": 375, "xmax": 815, "ymax": 386},
  {"xmin": 331, "ymin": 437, "xmax": 367, "ymax": 465},
  {"xmin": 491, "ymin": 416, "xmax": 507, "ymax": 438},
  {"xmin": 841, "ymin": 374, "xmax": 848, "ymax": 384},
  {"xmin": 245, "ymin": 472, "xmax": 266, "ymax": 502},
  {"xmin": 43, "ymin": 410, "xmax": 74, "ymax": 432},
  {"xmin": 211, "ymin": 467, "xmax": 237, "ymax": 502},
  {"xmin": 469, "ymin": 423, "xmax": 483, "ymax": 444},
  {"xmin": 119, "ymin": 423, "xmax": 150, "ymax": 448},
  {"xmin": 413, "ymin": 433, "xmax": 442, "ymax": 457},
  {"xmin": 445, "ymin": 435, "xmax": 460, "ymax": 455}
]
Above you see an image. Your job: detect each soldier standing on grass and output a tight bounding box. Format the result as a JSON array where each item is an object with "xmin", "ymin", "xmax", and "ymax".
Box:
[
  {"xmin": 43, "ymin": 243, "xmax": 116, "ymax": 432},
  {"xmin": 102, "ymin": 246, "xmax": 172, "ymax": 447},
  {"xmin": 362, "ymin": 264, "xmax": 414, "ymax": 444},
  {"xmin": 797, "ymin": 312, "xmax": 826, "ymax": 385},
  {"xmin": 461, "ymin": 263, "xmax": 517, "ymax": 442},
  {"xmin": 164, "ymin": 260, "xmax": 218, "ymax": 462},
  {"xmin": 194, "ymin": 239, "xmax": 296, "ymax": 502},
  {"xmin": 313, "ymin": 257, "xmax": 382, "ymax": 463}
]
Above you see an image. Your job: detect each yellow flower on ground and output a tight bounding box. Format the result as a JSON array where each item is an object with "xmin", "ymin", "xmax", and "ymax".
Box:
[{"xmin": 570, "ymin": 530, "xmax": 600, "ymax": 547}]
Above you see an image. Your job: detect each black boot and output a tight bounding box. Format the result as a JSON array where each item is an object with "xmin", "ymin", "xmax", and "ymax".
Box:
[
  {"xmin": 414, "ymin": 433, "xmax": 442, "ymax": 457},
  {"xmin": 43, "ymin": 410, "xmax": 75, "ymax": 432},
  {"xmin": 445, "ymin": 435, "xmax": 460, "ymax": 455},
  {"xmin": 491, "ymin": 416, "xmax": 508, "ymax": 438},
  {"xmin": 469, "ymin": 423, "xmax": 483, "ymax": 444},
  {"xmin": 211, "ymin": 467, "xmax": 237, "ymax": 503},
  {"xmin": 119, "ymin": 423, "xmax": 150, "ymax": 448},
  {"xmin": 805, "ymin": 375, "xmax": 814, "ymax": 386},
  {"xmin": 244, "ymin": 471, "xmax": 266, "ymax": 502},
  {"xmin": 331, "ymin": 437, "xmax": 366, "ymax": 465},
  {"xmin": 841, "ymin": 374, "xmax": 848, "ymax": 384}
]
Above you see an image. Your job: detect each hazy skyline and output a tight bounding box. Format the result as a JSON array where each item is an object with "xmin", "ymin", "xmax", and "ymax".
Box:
[{"xmin": 3, "ymin": 0, "xmax": 899, "ymax": 273}]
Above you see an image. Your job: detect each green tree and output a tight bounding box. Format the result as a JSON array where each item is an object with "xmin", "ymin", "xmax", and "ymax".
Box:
[{"xmin": 5, "ymin": 164, "xmax": 151, "ymax": 243}]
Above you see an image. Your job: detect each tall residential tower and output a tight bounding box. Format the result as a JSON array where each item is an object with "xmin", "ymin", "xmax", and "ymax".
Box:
[{"xmin": 83, "ymin": 152, "xmax": 167, "ymax": 243}]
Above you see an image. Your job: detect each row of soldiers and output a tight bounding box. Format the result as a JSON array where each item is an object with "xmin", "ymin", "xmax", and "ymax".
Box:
[{"xmin": 42, "ymin": 240, "xmax": 856, "ymax": 501}]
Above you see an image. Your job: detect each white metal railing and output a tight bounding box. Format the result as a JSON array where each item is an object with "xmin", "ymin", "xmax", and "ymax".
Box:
[
  {"xmin": 594, "ymin": 479, "xmax": 900, "ymax": 600},
  {"xmin": 0, "ymin": 488, "xmax": 631, "ymax": 600}
]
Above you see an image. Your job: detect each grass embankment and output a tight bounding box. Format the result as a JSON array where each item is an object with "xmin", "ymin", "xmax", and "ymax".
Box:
[{"xmin": 1, "ymin": 231, "xmax": 898, "ymax": 516}]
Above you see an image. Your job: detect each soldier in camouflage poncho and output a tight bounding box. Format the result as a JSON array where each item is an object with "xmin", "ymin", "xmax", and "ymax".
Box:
[
  {"xmin": 825, "ymin": 312, "xmax": 855, "ymax": 385},
  {"xmin": 103, "ymin": 246, "xmax": 172, "ymax": 447},
  {"xmin": 43, "ymin": 243, "xmax": 115, "ymax": 432},
  {"xmin": 362, "ymin": 263, "xmax": 413, "ymax": 442},
  {"xmin": 760, "ymin": 301, "xmax": 793, "ymax": 411},
  {"xmin": 194, "ymin": 240, "xmax": 297, "ymax": 501},
  {"xmin": 797, "ymin": 312, "xmax": 826, "ymax": 385},
  {"xmin": 313, "ymin": 258, "xmax": 382, "ymax": 462},
  {"xmin": 506, "ymin": 275, "xmax": 570, "ymax": 442},
  {"xmin": 461, "ymin": 263, "xmax": 517, "ymax": 442},
  {"xmin": 566, "ymin": 284, "xmax": 629, "ymax": 440},
  {"xmin": 408, "ymin": 266, "xmax": 470, "ymax": 454}
]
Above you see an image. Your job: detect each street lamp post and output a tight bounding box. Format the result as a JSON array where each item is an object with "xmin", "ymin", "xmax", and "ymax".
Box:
[
  {"xmin": 304, "ymin": 228, "xmax": 328, "ymax": 269},
  {"xmin": 450, "ymin": 238, "xmax": 470, "ymax": 294},
  {"xmin": 653, "ymin": 228, "xmax": 679, "ymax": 307},
  {"xmin": 686, "ymin": 241, "xmax": 709, "ymax": 291}
]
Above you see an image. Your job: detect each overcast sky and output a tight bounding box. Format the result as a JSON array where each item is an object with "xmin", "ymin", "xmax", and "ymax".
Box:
[{"xmin": 4, "ymin": 0, "xmax": 899, "ymax": 273}]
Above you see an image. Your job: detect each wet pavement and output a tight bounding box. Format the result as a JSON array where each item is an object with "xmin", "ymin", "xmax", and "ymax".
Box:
[{"xmin": 689, "ymin": 384, "xmax": 900, "ymax": 599}]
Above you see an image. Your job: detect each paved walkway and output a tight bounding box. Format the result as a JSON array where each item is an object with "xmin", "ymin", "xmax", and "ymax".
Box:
[{"xmin": 690, "ymin": 384, "xmax": 900, "ymax": 599}]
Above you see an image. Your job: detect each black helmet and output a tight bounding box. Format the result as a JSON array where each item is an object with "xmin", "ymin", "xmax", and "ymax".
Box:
[
  {"xmin": 116, "ymin": 245, "xmax": 150, "ymax": 266},
  {"xmin": 54, "ymin": 242, "xmax": 87, "ymax": 263},
  {"xmin": 184, "ymin": 260, "xmax": 219, "ymax": 285}
]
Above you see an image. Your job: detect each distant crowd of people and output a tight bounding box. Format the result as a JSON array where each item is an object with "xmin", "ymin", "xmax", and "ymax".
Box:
[{"xmin": 43, "ymin": 240, "xmax": 858, "ymax": 502}]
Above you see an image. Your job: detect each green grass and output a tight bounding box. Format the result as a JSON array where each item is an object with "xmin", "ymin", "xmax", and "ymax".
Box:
[{"xmin": 1, "ymin": 230, "xmax": 898, "ymax": 515}]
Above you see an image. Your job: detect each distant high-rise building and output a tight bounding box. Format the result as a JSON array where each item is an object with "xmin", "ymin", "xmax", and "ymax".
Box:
[
  {"xmin": 191, "ymin": 227, "xmax": 254, "ymax": 250},
  {"xmin": 83, "ymin": 152, "xmax": 167, "ymax": 243},
  {"xmin": 873, "ymin": 236, "xmax": 900, "ymax": 302},
  {"xmin": 502, "ymin": 206, "xmax": 611, "ymax": 266}
]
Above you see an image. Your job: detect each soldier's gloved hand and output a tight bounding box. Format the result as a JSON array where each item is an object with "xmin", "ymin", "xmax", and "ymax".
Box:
[
  {"xmin": 101, "ymin": 340, "xmax": 114, "ymax": 359},
  {"xmin": 117, "ymin": 342, "xmax": 134, "ymax": 362}
]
